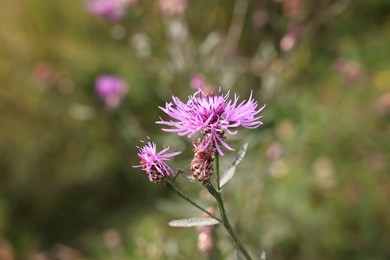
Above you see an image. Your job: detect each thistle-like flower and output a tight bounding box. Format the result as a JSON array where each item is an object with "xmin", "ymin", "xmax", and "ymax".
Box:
[
  {"xmin": 157, "ymin": 89, "xmax": 265, "ymax": 155},
  {"xmin": 133, "ymin": 141, "xmax": 181, "ymax": 183}
]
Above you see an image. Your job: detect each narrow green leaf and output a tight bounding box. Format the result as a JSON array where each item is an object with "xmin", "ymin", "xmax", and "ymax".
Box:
[
  {"xmin": 220, "ymin": 143, "xmax": 248, "ymax": 188},
  {"xmin": 220, "ymin": 167, "xmax": 236, "ymax": 188},
  {"xmin": 168, "ymin": 218, "xmax": 220, "ymax": 227},
  {"xmin": 231, "ymin": 143, "xmax": 248, "ymax": 168}
]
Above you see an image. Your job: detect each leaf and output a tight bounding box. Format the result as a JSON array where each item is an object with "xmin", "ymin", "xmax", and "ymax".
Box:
[
  {"xmin": 220, "ymin": 143, "xmax": 248, "ymax": 188},
  {"xmin": 168, "ymin": 218, "xmax": 220, "ymax": 227},
  {"xmin": 234, "ymin": 250, "xmax": 244, "ymax": 260}
]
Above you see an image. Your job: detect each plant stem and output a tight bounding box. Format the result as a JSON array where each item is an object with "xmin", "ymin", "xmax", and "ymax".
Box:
[
  {"xmin": 215, "ymin": 153, "xmax": 220, "ymax": 191},
  {"xmin": 208, "ymin": 184, "xmax": 253, "ymax": 260},
  {"xmin": 166, "ymin": 181, "xmax": 222, "ymax": 223},
  {"xmin": 210, "ymin": 158, "xmax": 252, "ymax": 259}
]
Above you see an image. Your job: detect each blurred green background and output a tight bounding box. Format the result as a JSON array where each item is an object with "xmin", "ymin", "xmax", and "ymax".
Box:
[{"xmin": 1, "ymin": 0, "xmax": 390, "ymax": 259}]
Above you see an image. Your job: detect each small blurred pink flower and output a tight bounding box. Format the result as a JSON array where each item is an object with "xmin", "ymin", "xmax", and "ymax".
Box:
[
  {"xmin": 159, "ymin": 0, "xmax": 187, "ymax": 16},
  {"xmin": 86, "ymin": 0, "xmax": 137, "ymax": 21},
  {"xmin": 283, "ymin": 0, "xmax": 303, "ymax": 19},
  {"xmin": 333, "ymin": 58, "xmax": 364, "ymax": 83},
  {"xmin": 196, "ymin": 208, "xmax": 217, "ymax": 254},
  {"xmin": 377, "ymin": 92, "xmax": 390, "ymax": 116},
  {"xmin": 280, "ymin": 25, "xmax": 302, "ymax": 52},
  {"xmin": 33, "ymin": 62, "xmax": 56, "ymax": 88},
  {"xmin": 265, "ymin": 142, "xmax": 283, "ymax": 161},
  {"xmin": 190, "ymin": 74, "xmax": 213, "ymax": 94},
  {"xmin": 95, "ymin": 75, "xmax": 128, "ymax": 110}
]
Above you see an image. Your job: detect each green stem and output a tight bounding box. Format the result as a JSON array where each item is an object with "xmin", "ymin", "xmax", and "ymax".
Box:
[
  {"xmin": 215, "ymin": 153, "xmax": 220, "ymax": 191},
  {"xmin": 208, "ymin": 184, "xmax": 253, "ymax": 260},
  {"xmin": 166, "ymin": 181, "xmax": 222, "ymax": 223}
]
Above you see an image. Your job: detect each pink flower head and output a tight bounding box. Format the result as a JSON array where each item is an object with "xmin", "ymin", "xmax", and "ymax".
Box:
[
  {"xmin": 86, "ymin": 0, "xmax": 133, "ymax": 21},
  {"xmin": 95, "ymin": 75, "xmax": 128, "ymax": 110},
  {"xmin": 157, "ymin": 89, "xmax": 265, "ymax": 155},
  {"xmin": 133, "ymin": 141, "xmax": 181, "ymax": 183}
]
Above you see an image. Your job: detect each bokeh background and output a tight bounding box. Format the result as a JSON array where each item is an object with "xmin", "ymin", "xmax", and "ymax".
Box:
[{"xmin": 1, "ymin": 0, "xmax": 390, "ymax": 259}]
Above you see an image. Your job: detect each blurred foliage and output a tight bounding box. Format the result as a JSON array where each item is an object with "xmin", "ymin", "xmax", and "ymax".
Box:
[{"xmin": 0, "ymin": 0, "xmax": 389, "ymax": 259}]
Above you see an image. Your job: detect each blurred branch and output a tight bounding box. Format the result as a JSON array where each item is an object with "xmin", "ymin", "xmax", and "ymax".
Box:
[
  {"xmin": 306, "ymin": 0, "xmax": 351, "ymax": 37},
  {"xmin": 223, "ymin": 0, "xmax": 248, "ymax": 57},
  {"xmin": 166, "ymin": 181, "xmax": 222, "ymax": 223}
]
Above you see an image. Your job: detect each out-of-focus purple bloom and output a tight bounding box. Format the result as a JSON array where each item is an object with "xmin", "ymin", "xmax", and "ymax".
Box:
[
  {"xmin": 157, "ymin": 89, "xmax": 265, "ymax": 155},
  {"xmin": 33, "ymin": 62, "xmax": 56, "ymax": 89},
  {"xmin": 333, "ymin": 58, "xmax": 365, "ymax": 83},
  {"xmin": 190, "ymin": 74, "xmax": 212, "ymax": 94},
  {"xmin": 95, "ymin": 75, "xmax": 128, "ymax": 110},
  {"xmin": 280, "ymin": 25, "xmax": 302, "ymax": 52},
  {"xmin": 133, "ymin": 141, "xmax": 181, "ymax": 183},
  {"xmin": 283, "ymin": 0, "xmax": 303, "ymax": 19},
  {"xmin": 196, "ymin": 208, "xmax": 217, "ymax": 254},
  {"xmin": 377, "ymin": 92, "xmax": 390, "ymax": 116},
  {"xmin": 191, "ymin": 74, "xmax": 205, "ymax": 90},
  {"xmin": 86, "ymin": 0, "xmax": 136, "ymax": 21},
  {"xmin": 159, "ymin": 0, "xmax": 187, "ymax": 16}
]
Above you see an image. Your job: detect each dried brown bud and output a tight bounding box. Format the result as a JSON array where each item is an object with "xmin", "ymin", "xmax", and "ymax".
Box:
[
  {"xmin": 147, "ymin": 169, "xmax": 169, "ymax": 184},
  {"xmin": 191, "ymin": 135, "xmax": 215, "ymax": 185}
]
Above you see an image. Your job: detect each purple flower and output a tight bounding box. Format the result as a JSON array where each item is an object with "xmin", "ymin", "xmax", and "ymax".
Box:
[
  {"xmin": 86, "ymin": 0, "xmax": 133, "ymax": 21},
  {"xmin": 133, "ymin": 141, "xmax": 181, "ymax": 183},
  {"xmin": 157, "ymin": 89, "xmax": 265, "ymax": 155},
  {"xmin": 95, "ymin": 75, "xmax": 128, "ymax": 110}
]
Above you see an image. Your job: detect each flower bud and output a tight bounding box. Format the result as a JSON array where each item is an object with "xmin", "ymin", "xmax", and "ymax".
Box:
[{"xmin": 191, "ymin": 135, "xmax": 215, "ymax": 185}]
